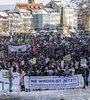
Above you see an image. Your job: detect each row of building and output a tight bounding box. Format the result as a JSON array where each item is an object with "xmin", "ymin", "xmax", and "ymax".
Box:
[
  {"xmin": 0, "ymin": 0, "xmax": 89, "ymax": 36},
  {"xmin": 78, "ymin": 1, "xmax": 90, "ymax": 34}
]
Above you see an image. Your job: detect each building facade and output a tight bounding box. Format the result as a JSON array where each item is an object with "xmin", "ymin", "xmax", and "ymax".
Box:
[
  {"xmin": 81, "ymin": 7, "xmax": 90, "ymax": 33},
  {"xmin": 7, "ymin": 12, "xmax": 22, "ymax": 34},
  {"xmin": 14, "ymin": 3, "xmax": 44, "ymax": 33},
  {"xmin": 33, "ymin": 8, "xmax": 60, "ymax": 31},
  {"xmin": 45, "ymin": 0, "xmax": 78, "ymax": 35},
  {"xmin": 0, "ymin": 12, "xmax": 9, "ymax": 33},
  {"xmin": 77, "ymin": 1, "xmax": 90, "ymax": 34},
  {"xmin": 19, "ymin": 9, "xmax": 33, "ymax": 33}
]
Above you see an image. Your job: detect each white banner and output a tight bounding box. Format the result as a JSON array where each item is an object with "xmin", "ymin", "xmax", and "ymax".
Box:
[
  {"xmin": 0, "ymin": 70, "xmax": 87, "ymax": 91},
  {"xmin": 88, "ymin": 69, "xmax": 90, "ymax": 82},
  {"xmin": 8, "ymin": 45, "xmax": 26, "ymax": 53},
  {"xmin": 24, "ymin": 76, "xmax": 30, "ymax": 89},
  {"xmin": 0, "ymin": 70, "xmax": 20, "ymax": 85},
  {"xmin": 81, "ymin": 58, "xmax": 87, "ymax": 66},
  {"xmin": 61, "ymin": 60, "xmax": 64, "ymax": 68},
  {"xmin": 29, "ymin": 75, "xmax": 84, "ymax": 90}
]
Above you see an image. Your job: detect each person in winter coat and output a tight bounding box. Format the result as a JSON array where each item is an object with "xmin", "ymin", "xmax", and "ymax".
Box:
[
  {"xmin": 20, "ymin": 71, "xmax": 25, "ymax": 91},
  {"xmin": 84, "ymin": 66, "xmax": 89, "ymax": 86},
  {"xmin": 9, "ymin": 67, "xmax": 14, "ymax": 92}
]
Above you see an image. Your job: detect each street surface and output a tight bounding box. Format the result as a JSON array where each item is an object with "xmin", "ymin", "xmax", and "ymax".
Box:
[{"xmin": 0, "ymin": 85, "xmax": 90, "ymax": 100}]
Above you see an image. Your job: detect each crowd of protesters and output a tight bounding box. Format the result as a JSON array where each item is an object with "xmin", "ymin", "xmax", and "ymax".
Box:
[{"xmin": 0, "ymin": 33, "xmax": 90, "ymax": 87}]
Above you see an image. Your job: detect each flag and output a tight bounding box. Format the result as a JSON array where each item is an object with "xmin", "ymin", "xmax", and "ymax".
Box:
[
  {"xmin": 33, "ymin": 46, "xmax": 36, "ymax": 52},
  {"xmin": 26, "ymin": 43, "xmax": 30, "ymax": 48},
  {"xmin": 8, "ymin": 48, "xmax": 11, "ymax": 54},
  {"xmin": 1, "ymin": 39, "xmax": 3, "ymax": 44},
  {"xmin": 25, "ymin": 38, "xmax": 29, "ymax": 44},
  {"xmin": 4, "ymin": 39, "xmax": 6, "ymax": 43},
  {"xmin": 30, "ymin": 38, "xmax": 32, "ymax": 43},
  {"xmin": 20, "ymin": 37, "xmax": 23, "ymax": 42},
  {"xmin": 33, "ymin": 38, "xmax": 36, "ymax": 45},
  {"xmin": 18, "ymin": 38, "xmax": 21, "ymax": 43}
]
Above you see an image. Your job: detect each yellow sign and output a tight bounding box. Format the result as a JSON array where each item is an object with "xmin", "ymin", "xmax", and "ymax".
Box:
[
  {"xmin": 33, "ymin": 58, "xmax": 36, "ymax": 64},
  {"xmin": 63, "ymin": 54, "xmax": 71, "ymax": 61}
]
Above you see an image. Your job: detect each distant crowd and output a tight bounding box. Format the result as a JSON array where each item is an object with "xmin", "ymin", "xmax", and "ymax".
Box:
[{"xmin": 0, "ymin": 33, "xmax": 89, "ymax": 81}]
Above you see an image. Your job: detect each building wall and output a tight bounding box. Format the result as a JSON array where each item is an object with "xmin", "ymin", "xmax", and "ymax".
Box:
[
  {"xmin": 55, "ymin": 13, "xmax": 60, "ymax": 29},
  {"xmin": 79, "ymin": 7, "xmax": 90, "ymax": 32},
  {"xmin": 65, "ymin": 7, "xmax": 77, "ymax": 33},
  {"xmin": 0, "ymin": 18, "xmax": 9, "ymax": 32},
  {"xmin": 82, "ymin": 13, "xmax": 90, "ymax": 31},
  {"xmin": 20, "ymin": 13, "xmax": 34, "ymax": 33},
  {"xmin": 37, "ymin": 14, "xmax": 50, "ymax": 30},
  {"xmin": 33, "ymin": 12, "xmax": 60, "ymax": 31},
  {"xmin": 45, "ymin": 1, "xmax": 78, "ymax": 34},
  {"xmin": 8, "ymin": 14, "xmax": 22, "ymax": 34},
  {"xmin": 21, "ymin": 18, "xmax": 33, "ymax": 33}
]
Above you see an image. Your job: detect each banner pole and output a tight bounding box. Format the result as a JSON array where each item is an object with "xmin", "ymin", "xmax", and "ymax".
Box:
[
  {"xmin": 30, "ymin": 76, "xmax": 31, "ymax": 92},
  {"xmin": 2, "ymin": 82, "xmax": 4, "ymax": 90}
]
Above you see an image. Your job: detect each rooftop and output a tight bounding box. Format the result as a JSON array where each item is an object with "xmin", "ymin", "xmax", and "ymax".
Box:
[
  {"xmin": 0, "ymin": 11, "xmax": 8, "ymax": 17},
  {"xmin": 17, "ymin": 3, "xmax": 43, "ymax": 10}
]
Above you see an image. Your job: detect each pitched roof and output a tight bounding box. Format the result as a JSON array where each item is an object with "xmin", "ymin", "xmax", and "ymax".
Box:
[
  {"xmin": 45, "ymin": 8, "xmax": 58, "ymax": 13},
  {"xmin": 36, "ymin": 9, "xmax": 49, "ymax": 14},
  {"xmin": 16, "ymin": 3, "xmax": 43, "ymax": 10},
  {"xmin": 0, "ymin": 12, "xmax": 8, "ymax": 17},
  {"xmin": 54, "ymin": 0, "xmax": 68, "ymax": 6},
  {"xmin": 6, "ymin": 11, "xmax": 13, "ymax": 15}
]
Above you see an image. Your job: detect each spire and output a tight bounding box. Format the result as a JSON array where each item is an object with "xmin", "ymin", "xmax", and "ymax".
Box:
[
  {"xmin": 28, "ymin": 0, "xmax": 35, "ymax": 3},
  {"xmin": 60, "ymin": 7, "xmax": 66, "ymax": 27}
]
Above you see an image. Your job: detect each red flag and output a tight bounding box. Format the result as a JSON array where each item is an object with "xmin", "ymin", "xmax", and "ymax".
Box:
[
  {"xmin": 1, "ymin": 39, "xmax": 3, "ymax": 44},
  {"xmin": 34, "ymin": 38, "xmax": 36, "ymax": 45},
  {"xmin": 8, "ymin": 48, "xmax": 11, "ymax": 54},
  {"xmin": 27, "ymin": 43, "xmax": 30, "ymax": 48},
  {"xmin": 4, "ymin": 39, "xmax": 6, "ymax": 43},
  {"xmin": 33, "ymin": 46, "xmax": 36, "ymax": 52}
]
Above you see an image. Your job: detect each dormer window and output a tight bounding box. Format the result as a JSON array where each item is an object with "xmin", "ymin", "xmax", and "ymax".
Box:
[{"xmin": 38, "ymin": 6, "xmax": 41, "ymax": 9}]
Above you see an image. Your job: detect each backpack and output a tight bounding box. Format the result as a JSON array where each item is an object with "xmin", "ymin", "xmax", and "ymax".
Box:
[{"xmin": 5, "ymin": 71, "xmax": 10, "ymax": 78}]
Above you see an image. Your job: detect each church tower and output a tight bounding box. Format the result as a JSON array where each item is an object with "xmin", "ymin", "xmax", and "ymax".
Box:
[{"xmin": 28, "ymin": 0, "xmax": 35, "ymax": 3}]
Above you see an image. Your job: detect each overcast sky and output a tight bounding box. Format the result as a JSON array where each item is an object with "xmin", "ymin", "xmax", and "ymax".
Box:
[{"xmin": 0, "ymin": 0, "xmax": 51, "ymax": 5}]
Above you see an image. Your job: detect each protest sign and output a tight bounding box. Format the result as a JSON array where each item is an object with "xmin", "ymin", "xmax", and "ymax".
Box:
[
  {"xmin": 46, "ymin": 58, "xmax": 49, "ymax": 63},
  {"xmin": 63, "ymin": 54, "xmax": 71, "ymax": 61},
  {"xmin": 33, "ymin": 58, "xmax": 36, "ymax": 64},
  {"xmin": 61, "ymin": 60, "xmax": 64, "ymax": 68},
  {"xmin": 21, "ymin": 60, "xmax": 25, "ymax": 65},
  {"xmin": 81, "ymin": 58, "xmax": 87, "ymax": 67},
  {"xmin": 8, "ymin": 45, "xmax": 26, "ymax": 53}
]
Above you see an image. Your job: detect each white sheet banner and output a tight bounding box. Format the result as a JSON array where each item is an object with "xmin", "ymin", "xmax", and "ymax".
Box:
[
  {"xmin": 24, "ymin": 76, "xmax": 30, "ymax": 89},
  {"xmin": 0, "ymin": 70, "xmax": 20, "ymax": 85},
  {"xmin": 29, "ymin": 75, "xmax": 84, "ymax": 90},
  {"xmin": 8, "ymin": 45, "xmax": 26, "ymax": 52},
  {"xmin": 0, "ymin": 70, "xmax": 86, "ymax": 91},
  {"xmin": 88, "ymin": 69, "xmax": 90, "ymax": 82},
  {"xmin": 81, "ymin": 58, "xmax": 87, "ymax": 66}
]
